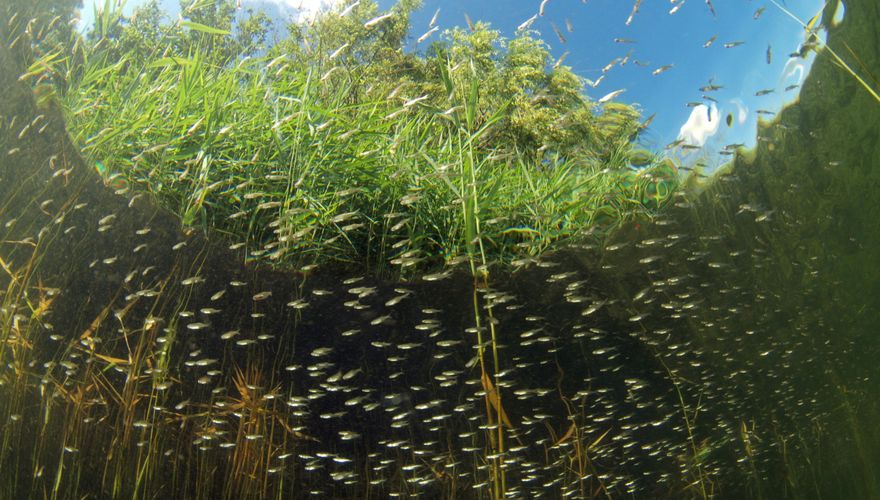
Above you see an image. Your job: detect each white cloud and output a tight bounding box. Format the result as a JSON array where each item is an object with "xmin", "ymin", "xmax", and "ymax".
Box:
[
  {"xmin": 677, "ymin": 103, "xmax": 720, "ymax": 148},
  {"xmin": 782, "ymin": 58, "xmax": 805, "ymax": 86},
  {"xmin": 730, "ymin": 98, "xmax": 748, "ymax": 125}
]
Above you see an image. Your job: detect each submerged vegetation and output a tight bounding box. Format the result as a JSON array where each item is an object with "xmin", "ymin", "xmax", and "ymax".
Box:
[
  {"xmin": 1, "ymin": 0, "xmax": 879, "ymax": 499},
  {"xmin": 54, "ymin": 0, "xmax": 680, "ymax": 276}
]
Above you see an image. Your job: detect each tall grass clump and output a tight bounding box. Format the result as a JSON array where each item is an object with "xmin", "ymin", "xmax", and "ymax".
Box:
[{"xmin": 61, "ymin": 0, "xmax": 681, "ymax": 278}]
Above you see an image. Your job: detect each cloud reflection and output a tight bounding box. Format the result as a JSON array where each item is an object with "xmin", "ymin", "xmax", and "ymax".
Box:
[{"xmin": 678, "ymin": 103, "xmax": 720, "ymax": 148}]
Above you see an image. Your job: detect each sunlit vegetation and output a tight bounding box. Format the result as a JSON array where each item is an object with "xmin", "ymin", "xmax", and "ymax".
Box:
[{"xmin": 54, "ymin": 0, "xmax": 680, "ymax": 277}]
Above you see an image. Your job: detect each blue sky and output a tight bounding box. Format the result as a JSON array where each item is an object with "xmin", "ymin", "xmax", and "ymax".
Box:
[{"xmin": 77, "ymin": 0, "xmax": 833, "ymax": 167}]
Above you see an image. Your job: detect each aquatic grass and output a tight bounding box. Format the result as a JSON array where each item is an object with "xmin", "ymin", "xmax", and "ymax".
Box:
[
  {"xmin": 17, "ymin": 276, "xmax": 300, "ymax": 499},
  {"xmin": 454, "ymin": 63, "xmax": 510, "ymax": 499},
  {"xmin": 737, "ymin": 419, "xmax": 765, "ymax": 500},
  {"xmin": 0, "ymin": 255, "xmax": 34, "ymax": 497},
  {"xmin": 0, "ymin": 189, "xmax": 241, "ymax": 498},
  {"xmin": 552, "ymin": 393, "xmax": 613, "ymax": 498},
  {"xmin": 656, "ymin": 357, "xmax": 713, "ymax": 500},
  {"xmin": 0, "ymin": 233, "xmax": 94, "ymax": 500}
]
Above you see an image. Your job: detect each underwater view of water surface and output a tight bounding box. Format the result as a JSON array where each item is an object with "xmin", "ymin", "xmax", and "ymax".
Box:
[{"xmin": 1, "ymin": 0, "xmax": 879, "ymax": 498}]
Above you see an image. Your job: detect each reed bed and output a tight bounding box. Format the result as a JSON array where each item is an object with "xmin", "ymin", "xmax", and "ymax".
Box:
[{"xmin": 60, "ymin": 0, "xmax": 680, "ymax": 280}]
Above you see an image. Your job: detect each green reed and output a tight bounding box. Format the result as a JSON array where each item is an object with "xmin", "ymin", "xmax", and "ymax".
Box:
[
  {"xmin": 60, "ymin": 5, "xmax": 679, "ymax": 279},
  {"xmin": 769, "ymin": 0, "xmax": 880, "ymax": 104}
]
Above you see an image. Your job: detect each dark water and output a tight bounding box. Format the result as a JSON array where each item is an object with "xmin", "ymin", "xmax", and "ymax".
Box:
[{"xmin": 1, "ymin": 1, "xmax": 879, "ymax": 499}]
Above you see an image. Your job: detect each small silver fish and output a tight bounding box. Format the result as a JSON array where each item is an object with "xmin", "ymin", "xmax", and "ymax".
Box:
[
  {"xmin": 363, "ymin": 12, "xmax": 393, "ymax": 28},
  {"xmin": 417, "ymin": 26, "xmax": 438, "ymax": 44},
  {"xmin": 652, "ymin": 64, "xmax": 673, "ymax": 76},
  {"xmin": 598, "ymin": 89, "xmax": 626, "ymax": 104}
]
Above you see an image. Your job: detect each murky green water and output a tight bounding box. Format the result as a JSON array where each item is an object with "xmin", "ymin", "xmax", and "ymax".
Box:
[{"xmin": 1, "ymin": 1, "xmax": 879, "ymax": 499}]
